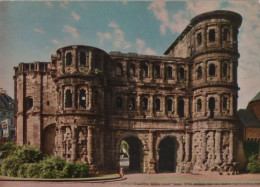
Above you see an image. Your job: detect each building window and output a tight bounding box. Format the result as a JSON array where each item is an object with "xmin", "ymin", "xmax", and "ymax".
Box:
[
  {"xmin": 128, "ymin": 97, "xmax": 135, "ymax": 111},
  {"xmin": 178, "ymin": 99, "xmax": 184, "ymax": 117},
  {"xmin": 79, "ymin": 52, "xmax": 86, "ymax": 66},
  {"xmin": 141, "ymin": 98, "xmax": 148, "ymax": 110},
  {"xmin": 179, "ymin": 67, "xmax": 185, "ymax": 80},
  {"xmin": 65, "ymin": 89, "xmax": 72, "ymax": 108},
  {"xmin": 155, "ymin": 65, "xmax": 161, "ymax": 78},
  {"xmin": 116, "ymin": 63, "xmax": 123, "ymax": 77},
  {"xmin": 223, "ymin": 97, "xmax": 228, "ymax": 110},
  {"xmin": 141, "ymin": 64, "xmax": 148, "ymax": 78},
  {"xmin": 129, "ymin": 64, "xmax": 135, "ymax": 77},
  {"xmin": 209, "ymin": 97, "xmax": 215, "ymax": 118},
  {"xmin": 167, "ymin": 66, "xmax": 173, "ymax": 79},
  {"xmin": 197, "ymin": 99, "xmax": 202, "ymax": 112},
  {"xmin": 154, "ymin": 98, "xmax": 160, "ymax": 111},
  {"xmin": 197, "ymin": 66, "xmax": 202, "ymax": 79},
  {"xmin": 116, "ymin": 96, "xmax": 123, "ymax": 109},
  {"xmin": 197, "ymin": 32, "xmax": 202, "ymax": 46},
  {"xmin": 66, "ymin": 53, "xmax": 72, "ymax": 66},
  {"xmin": 79, "ymin": 89, "xmax": 86, "ymax": 109},
  {"xmin": 222, "ymin": 63, "xmax": 228, "ymax": 76},
  {"xmin": 167, "ymin": 99, "xmax": 173, "ymax": 111},
  {"xmin": 209, "ymin": 29, "xmax": 215, "ymax": 42},
  {"xmin": 26, "ymin": 97, "xmax": 33, "ymax": 111},
  {"xmin": 95, "ymin": 55, "xmax": 101, "ymax": 70},
  {"xmin": 223, "ymin": 28, "xmax": 229, "ymax": 42},
  {"xmin": 209, "ymin": 63, "xmax": 216, "ymax": 77}
]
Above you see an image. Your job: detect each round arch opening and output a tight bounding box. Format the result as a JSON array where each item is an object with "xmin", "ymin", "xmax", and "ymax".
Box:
[
  {"xmin": 42, "ymin": 124, "xmax": 56, "ymax": 155},
  {"xmin": 158, "ymin": 136, "xmax": 178, "ymax": 172},
  {"xmin": 119, "ymin": 136, "xmax": 144, "ymax": 173}
]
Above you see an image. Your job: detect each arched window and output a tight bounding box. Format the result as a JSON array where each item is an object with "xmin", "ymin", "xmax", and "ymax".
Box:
[
  {"xmin": 209, "ymin": 64, "xmax": 216, "ymax": 77},
  {"xmin": 167, "ymin": 66, "xmax": 173, "ymax": 79},
  {"xmin": 197, "ymin": 99, "xmax": 202, "ymax": 112},
  {"xmin": 154, "ymin": 98, "xmax": 160, "ymax": 111},
  {"xmin": 155, "ymin": 65, "xmax": 161, "ymax": 78},
  {"xmin": 208, "ymin": 97, "xmax": 215, "ymax": 118},
  {"xmin": 66, "ymin": 53, "xmax": 72, "ymax": 66},
  {"xmin": 26, "ymin": 97, "xmax": 33, "ymax": 111},
  {"xmin": 79, "ymin": 89, "xmax": 86, "ymax": 109},
  {"xmin": 222, "ymin": 63, "xmax": 228, "ymax": 76},
  {"xmin": 116, "ymin": 96, "xmax": 123, "ymax": 109},
  {"xmin": 223, "ymin": 28, "xmax": 229, "ymax": 42},
  {"xmin": 223, "ymin": 97, "xmax": 228, "ymax": 110},
  {"xmin": 209, "ymin": 29, "xmax": 215, "ymax": 42},
  {"xmin": 179, "ymin": 67, "xmax": 185, "ymax": 80},
  {"xmin": 65, "ymin": 89, "xmax": 72, "ymax": 108},
  {"xmin": 197, "ymin": 66, "xmax": 202, "ymax": 79},
  {"xmin": 95, "ymin": 55, "xmax": 101, "ymax": 70},
  {"xmin": 141, "ymin": 97, "xmax": 148, "ymax": 110},
  {"xmin": 197, "ymin": 32, "xmax": 202, "ymax": 46},
  {"xmin": 116, "ymin": 63, "xmax": 123, "ymax": 77},
  {"xmin": 79, "ymin": 52, "xmax": 86, "ymax": 66},
  {"xmin": 167, "ymin": 99, "xmax": 172, "ymax": 111},
  {"xmin": 128, "ymin": 97, "xmax": 135, "ymax": 111},
  {"xmin": 141, "ymin": 64, "xmax": 148, "ymax": 78},
  {"xmin": 178, "ymin": 99, "xmax": 184, "ymax": 117},
  {"xmin": 129, "ymin": 64, "xmax": 135, "ymax": 77}
]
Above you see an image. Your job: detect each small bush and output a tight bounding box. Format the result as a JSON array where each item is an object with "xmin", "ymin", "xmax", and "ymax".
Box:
[
  {"xmin": 38, "ymin": 156, "xmax": 66, "ymax": 178},
  {"xmin": 0, "ymin": 142, "xmax": 18, "ymax": 158},
  {"xmin": 247, "ymin": 154, "xmax": 260, "ymax": 173},
  {"xmin": 63, "ymin": 162, "xmax": 89, "ymax": 178}
]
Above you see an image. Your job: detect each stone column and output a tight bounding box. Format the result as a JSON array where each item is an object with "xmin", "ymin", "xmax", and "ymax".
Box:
[
  {"xmin": 218, "ymin": 60, "xmax": 222, "ymax": 81},
  {"xmin": 148, "ymin": 131, "xmax": 156, "ymax": 173},
  {"xmin": 150, "ymin": 95, "xmax": 154, "ymax": 117},
  {"xmin": 177, "ymin": 134, "xmax": 184, "ymax": 163},
  {"xmin": 204, "ymin": 61, "xmax": 207, "ymax": 83},
  {"xmin": 185, "ymin": 97, "xmax": 189, "ymax": 117},
  {"xmin": 230, "ymin": 26, "xmax": 234, "ymax": 44},
  {"xmin": 230, "ymin": 61, "xmax": 234, "ymax": 83},
  {"xmin": 77, "ymin": 89, "xmax": 80, "ymax": 109},
  {"xmin": 192, "ymin": 97, "xmax": 196, "ymax": 117},
  {"xmin": 218, "ymin": 24, "xmax": 222, "ymax": 47},
  {"xmin": 229, "ymin": 130, "xmax": 234, "ymax": 163},
  {"xmin": 86, "ymin": 86, "xmax": 89, "ymax": 109},
  {"xmin": 61, "ymin": 87, "xmax": 64, "ymax": 110},
  {"xmin": 174, "ymin": 96, "xmax": 178, "ymax": 117},
  {"xmin": 203, "ymin": 95, "xmax": 207, "ymax": 116},
  {"xmin": 72, "ymin": 46, "xmax": 77, "ymax": 69},
  {"xmin": 215, "ymin": 130, "xmax": 222, "ymax": 164},
  {"xmin": 72, "ymin": 86, "xmax": 76, "ymax": 109},
  {"xmin": 203, "ymin": 25, "xmax": 207, "ymax": 48},
  {"xmin": 185, "ymin": 132, "xmax": 191, "ymax": 162},
  {"xmin": 162, "ymin": 96, "xmax": 166, "ymax": 116},
  {"xmin": 230, "ymin": 93, "xmax": 234, "ymax": 116},
  {"xmin": 201, "ymin": 130, "xmax": 206, "ymax": 162},
  {"xmin": 137, "ymin": 93, "xmax": 141, "ymax": 114},
  {"xmin": 89, "ymin": 51, "xmax": 92, "ymax": 72},
  {"xmin": 71, "ymin": 125, "xmax": 77, "ymax": 161},
  {"xmin": 87, "ymin": 126, "xmax": 95, "ymax": 174},
  {"xmin": 89, "ymin": 87, "xmax": 92, "ymax": 110},
  {"xmin": 218, "ymin": 94, "xmax": 222, "ymax": 116}
]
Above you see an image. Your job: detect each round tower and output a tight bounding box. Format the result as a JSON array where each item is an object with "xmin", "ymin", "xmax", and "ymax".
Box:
[
  {"xmin": 191, "ymin": 10, "xmax": 242, "ymax": 173},
  {"xmin": 51, "ymin": 45, "xmax": 109, "ymax": 173}
]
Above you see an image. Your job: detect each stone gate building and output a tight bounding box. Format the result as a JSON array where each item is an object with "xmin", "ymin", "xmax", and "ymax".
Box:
[{"xmin": 14, "ymin": 10, "xmax": 243, "ymax": 174}]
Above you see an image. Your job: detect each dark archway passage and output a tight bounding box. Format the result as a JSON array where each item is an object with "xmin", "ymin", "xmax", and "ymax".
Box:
[
  {"xmin": 158, "ymin": 136, "xmax": 178, "ymax": 172},
  {"xmin": 42, "ymin": 124, "xmax": 56, "ymax": 155},
  {"xmin": 120, "ymin": 136, "xmax": 143, "ymax": 172}
]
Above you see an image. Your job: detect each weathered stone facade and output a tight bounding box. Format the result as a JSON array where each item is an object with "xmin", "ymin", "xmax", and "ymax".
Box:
[{"xmin": 14, "ymin": 10, "xmax": 242, "ymax": 174}]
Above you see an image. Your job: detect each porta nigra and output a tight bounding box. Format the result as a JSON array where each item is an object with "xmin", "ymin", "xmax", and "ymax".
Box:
[{"xmin": 14, "ymin": 10, "xmax": 243, "ymax": 174}]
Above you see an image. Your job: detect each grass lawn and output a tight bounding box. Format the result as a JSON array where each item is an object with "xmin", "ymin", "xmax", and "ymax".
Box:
[{"xmin": 0, "ymin": 173, "xmax": 120, "ymax": 181}]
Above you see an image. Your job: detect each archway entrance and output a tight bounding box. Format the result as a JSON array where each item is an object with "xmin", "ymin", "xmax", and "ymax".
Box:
[
  {"xmin": 158, "ymin": 136, "xmax": 178, "ymax": 172},
  {"xmin": 42, "ymin": 124, "xmax": 56, "ymax": 155},
  {"xmin": 119, "ymin": 136, "xmax": 143, "ymax": 173}
]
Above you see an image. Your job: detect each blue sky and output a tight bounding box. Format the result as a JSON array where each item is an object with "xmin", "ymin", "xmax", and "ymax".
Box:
[{"xmin": 0, "ymin": 0, "xmax": 260, "ymax": 109}]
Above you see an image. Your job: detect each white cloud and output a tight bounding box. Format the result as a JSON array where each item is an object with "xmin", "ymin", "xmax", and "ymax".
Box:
[
  {"xmin": 45, "ymin": 1, "xmax": 52, "ymax": 7},
  {"xmin": 97, "ymin": 32, "xmax": 112, "ymax": 45},
  {"xmin": 148, "ymin": 1, "xmax": 189, "ymax": 34},
  {"xmin": 136, "ymin": 38, "xmax": 157, "ymax": 55},
  {"xmin": 34, "ymin": 28, "xmax": 44, "ymax": 34},
  {"xmin": 51, "ymin": 39, "xmax": 59, "ymax": 45},
  {"xmin": 63, "ymin": 25, "xmax": 79, "ymax": 40},
  {"xmin": 71, "ymin": 11, "xmax": 80, "ymax": 22},
  {"xmin": 186, "ymin": 1, "xmax": 222, "ymax": 17},
  {"xmin": 97, "ymin": 22, "xmax": 131, "ymax": 49}
]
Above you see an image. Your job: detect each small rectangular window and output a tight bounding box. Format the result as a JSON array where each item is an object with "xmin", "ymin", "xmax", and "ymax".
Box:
[{"xmin": 209, "ymin": 29, "xmax": 215, "ymax": 42}]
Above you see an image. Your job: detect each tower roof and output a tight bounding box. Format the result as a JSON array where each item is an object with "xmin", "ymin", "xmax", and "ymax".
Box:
[{"xmin": 250, "ymin": 92, "xmax": 260, "ymax": 103}]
